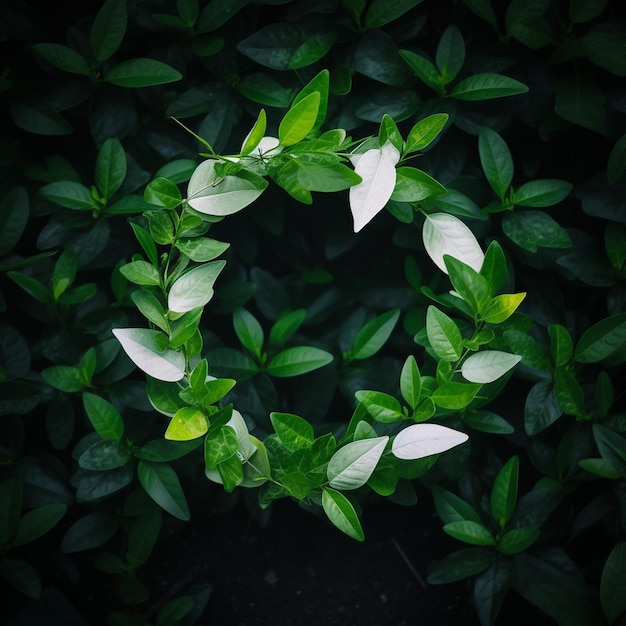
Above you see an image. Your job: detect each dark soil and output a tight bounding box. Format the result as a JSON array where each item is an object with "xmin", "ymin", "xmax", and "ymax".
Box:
[{"xmin": 149, "ymin": 495, "xmax": 554, "ymax": 626}]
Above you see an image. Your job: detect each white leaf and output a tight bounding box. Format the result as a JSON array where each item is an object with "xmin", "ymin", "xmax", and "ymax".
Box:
[
  {"xmin": 112, "ymin": 328, "xmax": 185, "ymax": 382},
  {"xmin": 349, "ymin": 142, "xmax": 400, "ymax": 233},
  {"xmin": 327, "ymin": 436, "xmax": 389, "ymax": 490},
  {"xmin": 168, "ymin": 260, "xmax": 225, "ymax": 313},
  {"xmin": 392, "ymin": 423, "xmax": 468, "ymax": 460},
  {"xmin": 422, "ymin": 213, "xmax": 484, "ymax": 274},
  {"xmin": 461, "ymin": 350, "xmax": 522, "ymax": 383},
  {"xmin": 244, "ymin": 135, "xmax": 282, "ymax": 158},
  {"xmin": 186, "ymin": 160, "xmax": 266, "ymax": 216}
]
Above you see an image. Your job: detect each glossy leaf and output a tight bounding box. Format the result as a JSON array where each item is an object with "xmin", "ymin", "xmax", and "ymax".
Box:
[
  {"xmin": 514, "ymin": 179, "xmax": 573, "ymax": 207},
  {"xmin": 327, "ymin": 436, "xmax": 389, "ymax": 490},
  {"xmin": 144, "ymin": 178, "xmax": 182, "ymax": 209},
  {"xmin": 422, "ymin": 213, "xmax": 484, "ymax": 274},
  {"xmin": 392, "ymin": 423, "xmax": 468, "ymax": 460},
  {"xmin": 426, "ymin": 306, "xmax": 463, "ymax": 362},
  {"xmin": 349, "ymin": 142, "xmax": 400, "ymax": 233},
  {"xmin": 322, "ymin": 488, "xmax": 364, "ymax": 541},
  {"xmin": 400, "ymin": 355, "xmax": 421, "ymax": 410},
  {"xmin": 39, "ymin": 181, "xmax": 95, "ymax": 211},
  {"xmin": 502, "ymin": 210, "xmax": 572, "ymax": 252},
  {"xmin": 137, "ymin": 460, "xmax": 190, "ymax": 520},
  {"xmin": 478, "ymin": 127, "xmax": 513, "ymax": 200},
  {"xmin": 34, "ymin": 43, "xmax": 90, "ymax": 76},
  {"xmin": 444, "ymin": 520, "xmax": 496, "ymax": 545},
  {"xmin": 233, "ymin": 308, "xmax": 264, "ymax": 356},
  {"xmin": 391, "ymin": 167, "xmax": 446, "ymax": 203},
  {"xmin": 364, "ymin": 0, "xmax": 423, "ymax": 29},
  {"xmin": 90, "ymin": 0, "xmax": 127, "ymax": 62},
  {"xmin": 574, "ymin": 313, "xmax": 626, "ymax": 363},
  {"xmin": 112, "ymin": 328, "xmax": 186, "ymax": 382},
  {"xmin": 350, "ymin": 309, "xmax": 400, "ymax": 360},
  {"xmin": 355, "ymin": 390, "xmax": 404, "ymax": 423},
  {"xmin": 461, "ymin": 351, "xmax": 521, "ymax": 384},
  {"xmin": 168, "ymin": 260, "xmax": 226, "ymax": 313},
  {"xmin": 165, "ymin": 407, "xmax": 208, "ymax": 441},
  {"xmin": 278, "ymin": 92, "xmax": 320, "ymax": 146},
  {"xmin": 95, "ymin": 138, "xmax": 126, "ymax": 201},
  {"xmin": 270, "ymin": 412, "xmax": 314, "ymax": 451},
  {"xmin": 405, "ymin": 113, "xmax": 449, "ymax": 154},
  {"xmin": 265, "ymin": 346, "xmax": 333, "ymax": 377},
  {"xmin": 491, "ymin": 456, "xmax": 519, "ymax": 529},
  {"xmin": 82, "ymin": 393, "xmax": 124, "ymax": 441},
  {"xmin": 104, "ymin": 59, "xmax": 182, "ymax": 88},
  {"xmin": 432, "ymin": 381, "xmax": 482, "ymax": 409},
  {"xmin": 451, "ymin": 73, "xmax": 528, "ymax": 100}
]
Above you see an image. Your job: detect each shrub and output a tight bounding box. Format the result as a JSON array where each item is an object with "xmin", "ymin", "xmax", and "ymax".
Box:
[{"xmin": 1, "ymin": 1, "xmax": 625, "ymax": 624}]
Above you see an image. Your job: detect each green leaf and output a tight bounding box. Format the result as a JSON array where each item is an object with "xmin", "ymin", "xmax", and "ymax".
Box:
[
  {"xmin": 581, "ymin": 27, "xmax": 626, "ymax": 77},
  {"xmin": 600, "ymin": 541, "xmax": 626, "ymax": 623},
  {"xmin": 41, "ymin": 365, "xmax": 85, "ymax": 392},
  {"xmin": 51, "ymin": 249, "xmax": 77, "ymax": 300},
  {"xmin": 164, "ymin": 407, "xmax": 208, "ymax": 441},
  {"xmin": 400, "ymin": 355, "xmax": 421, "ymax": 410},
  {"xmin": 428, "ymin": 547, "xmax": 493, "ymax": 583},
  {"xmin": 288, "ymin": 32, "xmax": 336, "ymax": 70},
  {"xmin": 126, "ymin": 510, "xmax": 162, "ymax": 568},
  {"xmin": 432, "ymin": 381, "xmax": 482, "ymax": 410},
  {"xmin": 364, "ymin": 0, "xmax": 423, "ymax": 29},
  {"xmin": 463, "ymin": 410, "xmax": 514, "ymax": 434},
  {"xmin": 502, "ymin": 210, "xmax": 572, "ymax": 252},
  {"xmin": 350, "ymin": 309, "xmax": 400, "ymax": 360},
  {"xmin": 240, "ymin": 109, "xmax": 267, "ymax": 156},
  {"xmin": 33, "ymin": 43, "xmax": 91, "ymax": 76},
  {"xmin": 481, "ymin": 293, "xmax": 526, "ymax": 324},
  {"xmin": 119, "ymin": 260, "xmax": 161, "ymax": 286},
  {"xmin": 233, "ymin": 308, "xmax": 264, "ymax": 356},
  {"xmin": 9, "ymin": 99, "xmax": 73, "ymax": 136},
  {"xmin": 39, "ymin": 181, "xmax": 95, "ymax": 210},
  {"xmin": 90, "ymin": 0, "xmax": 127, "ymax": 62},
  {"xmin": 104, "ymin": 59, "xmax": 182, "ymax": 88},
  {"xmin": 296, "ymin": 163, "xmax": 361, "ymax": 193},
  {"xmin": 167, "ymin": 260, "xmax": 226, "ymax": 313},
  {"xmin": 478, "ymin": 127, "xmax": 513, "ymax": 200},
  {"xmin": 461, "ymin": 351, "xmax": 521, "ymax": 384},
  {"xmin": 444, "ymin": 520, "xmax": 496, "ymax": 545},
  {"xmin": 196, "ymin": 0, "xmax": 249, "ymax": 33},
  {"xmin": 175, "ymin": 237, "xmax": 229, "ymax": 262},
  {"xmin": 451, "ymin": 73, "xmax": 528, "ymax": 100},
  {"xmin": 278, "ymin": 92, "xmax": 320, "ymax": 146},
  {"xmin": 491, "ymin": 456, "xmax": 519, "ymax": 529},
  {"xmin": 426, "ymin": 306, "xmax": 463, "ymax": 362},
  {"xmin": 144, "ymin": 178, "xmax": 182, "ymax": 209},
  {"xmin": 432, "ymin": 485, "xmax": 483, "ymax": 524},
  {"xmin": 137, "ymin": 460, "xmax": 190, "ymax": 520},
  {"xmin": 322, "ymin": 488, "xmax": 364, "ymax": 541},
  {"xmin": 514, "ymin": 179, "xmax": 572, "ymax": 207},
  {"xmin": 187, "ymin": 161, "xmax": 268, "ymax": 216},
  {"xmin": 554, "ymin": 366, "xmax": 585, "ymax": 418},
  {"xmin": 327, "ymin": 436, "xmax": 388, "ymax": 490},
  {"xmin": 131, "ymin": 290, "xmax": 168, "ymax": 332},
  {"xmin": 79, "ymin": 439, "xmax": 133, "ymax": 471},
  {"xmin": 422, "ymin": 213, "xmax": 484, "ymax": 274},
  {"xmin": 204, "ymin": 426, "xmax": 239, "ymax": 469},
  {"xmin": 208, "ymin": 347, "xmax": 259, "ymax": 380},
  {"xmin": 265, "ymin": 346, "xmax": 333, "ymax": 377},
  {"xmin": 268, "ymin": 309, "xmax": 306, "ymax": 346},
  {"xmin": 270, "ymin": 412, "xmax": 314, "ymax": 451},
  {"xmin": 391, "ymin": 167, "xmax": 446, "ymax": 203},
  {"xmin": 404, "ymin": 113, "xmax": 449, "ymax": 154},
  {"xmin": 548, "ymin": 324, "xmax": 573, "ymax": 367},
  {"xmin": 60, "ymin": 512, "xmax": 119, "ymax": 553},
  {"xmin": 436, "ymin": 25, "xmax": 465, "ymax": 76},
  {"xmin": 131, "ymin": 221, "xmax": 159, "ymax": 266},
  {"xmin": 0, "ymin": 187, "xmax": 28, "ymax": 256},
  {"xmin": 392, "ymin": 423, "xmax": 468, "ymax": 460},
  {"xmin": 524, "ymin": 380, "xmax": 562, "ymax": 435},
  {"xmin": 569, "ymin": 0, "xmax": 610, "ymax": 23},
  {"xmin": 574, "ymin": 313, "xmax": 626, "ymax": 363},
  {"xmin": 474, "ymin": 560, "xmax": 512, "ymax": 626},
  {"xmin": 498, "ymin": 527, "xmax": 540, "ymax": 555},
  {"xmin": 399, "ymin": 49, "xmax": 440, "ymax": 91},
  {"xmin": 82, "ymin": 393, "xmax": 124, "ymax": 440},
  {"xmin": 445, "ymin": 255, "xmax": 491, "ymax": 316},
  {"xmin": 112, "ymin": 328, "xmax": 186, "ymax": 382},
  {"xmin": 95, "ymin": 138, "xmax": 126, "ymax": 201},
  {"xmin": 355, "ymin": 390, "xmax": 404, "ymax": 423}
]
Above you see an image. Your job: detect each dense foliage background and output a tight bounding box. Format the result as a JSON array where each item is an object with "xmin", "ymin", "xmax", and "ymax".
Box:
[{"xmin": 1, "ymin": 0, "xmax": 625, "ymax": 624}]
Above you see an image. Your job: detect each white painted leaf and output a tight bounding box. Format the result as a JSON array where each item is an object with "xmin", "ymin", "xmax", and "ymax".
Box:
[
  {"xmin": 461, "ymin": 350, "xmax": 522, "ymax": 383},
  {"xmin": 186, "ymin": 160, "xmax": 266, "ymax": 216},
  {"xmin": 168, "ymin": 260, "xmax": 225, "ymax": 313},
  {"xmin": 112, "ymin": 328, "xmax": 185, "ymax": 382},
  {"xmin": 349, "ymin": 142, "xmax": 400, "ymax": 233},
  {"xmin": 327, "ymin": 436, "xmax": 389, "ymax": 490},
  {"xmin": 422, "ymin": 213, "xmax": 484, "ymax": 274},
  {"xmin": 392, "ymin": 423, "xmax": 468, "ymax": 460}
]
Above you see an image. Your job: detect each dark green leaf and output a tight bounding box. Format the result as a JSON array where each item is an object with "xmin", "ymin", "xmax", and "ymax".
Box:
[
  {"xmin": 266, "ymin": 346, "xmax": 333, "ymax": 377},
  {"xmin": 60, "ymin": 512, "xmax": 119, "ymax": 553},
  {"xmin": 502, "ymin": 210, "xmax": 572, "ymax": 252},
  {"xmin": 514, "ymin": 179, "xmax": 572, "ymax": 207},
  {"xmin": 33, "ymin": 43, "xmax": 91, "ymax": 76},
  {"xmin": 451, "ymin": 73, "xmax": 528, "ymax": 101},
  {"xmin": 82, "ymin": 393, "xmax": 124, "ymax": 441},
  {"xmin": 490, "ymin": 456, "xmax": 519, "ymax": 529},
  {"xmin": 0, "ymin": 187, "xmax": 29, "ymax": 256},
  {"xmin": 364, "ymin": 0, "xmax": 423, "ymax": 29},
  {"xmin": 428, "ymin": 547, "xmax": 493, "ymax": 583},
  {"xmin": 350, "ymin": 309, "xmax": 400, "ymax": 360},
  {"xmin": 474, "ymin": 560, "xmax": 512, "ymax": 626},
  {"xmin": 95, "ymin": 138, "xmax": 126, "ymax": 201},
  {"xmin": 478, "ymin": 127, "xmax": 513, "ymax": 200},
  {"xmin": 600, "ymin": 541, "xmax": 626, "ymax": 623},
  {"xmin": 196, "ymin": 0, "xmax": 249, "ymax": 33},
  {"xmin": 574, "ymin": 313, "xmax": 626, "ymax": 363},
  {"xmin": 0, "ymin": 478, "xmax": 22, "ymax": 545},
  {"xmin": 524, "ymin": 381, "xmax": 563, "ymax": 435},
  {"xmin": 39, "ymin": 181, "xmax": 95, "ymax": 210},
  {"xmin": 444, "ymin": 520, "xmax": 496, "ymax": 545},
  {"xmin": 144, "ymin": 178, "xmax": 182, "ymax": 209},
  {"xmin": 104, "ymin": 59, "xmax": 182, "ymax": 88},
  {"xmin": 137, "ymin": 460, "xmax": 190, "ymax": 520},
  {"xmin": 0, "ymin": 557, "xmax": 41, "ymax": 598},
  {"xmin": 91, "ymin": 0, "xmax": 127, "ymax": 62}
]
